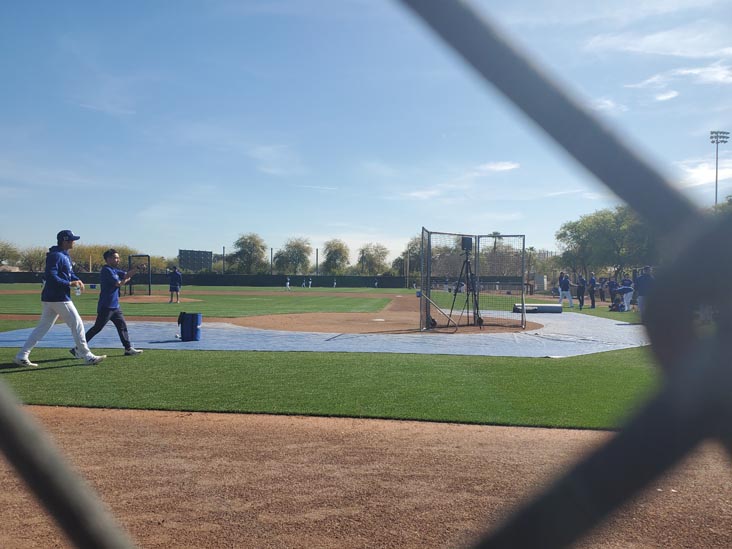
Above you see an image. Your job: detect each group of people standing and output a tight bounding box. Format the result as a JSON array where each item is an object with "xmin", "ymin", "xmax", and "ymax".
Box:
[
  {"xmin": 557, "ymin": 271, "xmax": 596, "ymax": 310},
  {"xmin": 557, "ymin": 266, "xmax": 654, "ymax": 315}
]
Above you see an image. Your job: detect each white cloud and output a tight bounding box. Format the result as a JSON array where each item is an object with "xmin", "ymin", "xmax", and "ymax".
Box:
[
  {"xmin": 398, "ymin": 160, "xmax": 520, "ymax": 202},
  {"xmin": 400, "ymin": 188, "xmax": 443, "ymax": 200},
  {"xmin": 542, "ymin": 188, "xmax": 585, "ymax": 198},
  {"xmin": 675, "ymin": 156, "xmax": 732, "ymax": 188},
  {"xmin": 496, "ymin": 0, "xmax": 722, "ymax": 27},
  {"xmin": 475, "ymin": 161, "xmax": 520, "ymax": 172},
  {"xmin": 625, "ymin": 74, "xmax": 669, "ymax": 89},
  {"xmin": 293, "ymin": 184, "xmax": 337, "ymax": 191},
  {"xmin": 625, "ymin": 62, "xmax": 732, "ymax": 103},
  {"xmin": 585, "ymin": 22, "xmax": 732, "ymax": 59},
  {"xmin": 172, "ymin": 124, "xmax": 309, "ymax": 178},
  {"xmin": 672, "ymin": 64, "xmax": 732, "ymax": 84},
  {"xmin": 590, "ymin": 98, "xmax": 629, "ymax": 113},
  {"xmin": 655, "ymin": 90, "xmax": 679, "ymax": 101}
]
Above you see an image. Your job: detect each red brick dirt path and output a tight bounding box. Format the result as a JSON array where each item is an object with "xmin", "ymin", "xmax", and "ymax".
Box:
[{"xmin": 1, "ymin": 407, "xmax": 730, "ymax": 549}]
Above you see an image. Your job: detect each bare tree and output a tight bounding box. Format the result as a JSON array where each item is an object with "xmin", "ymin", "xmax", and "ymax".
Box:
[
  {"xmin": 18, "ymin": 247, "xmax": 48, "ymax": 272},
  {"xmin": 0, "ymin": 240, "xmax": 20, "ymax": 266}
]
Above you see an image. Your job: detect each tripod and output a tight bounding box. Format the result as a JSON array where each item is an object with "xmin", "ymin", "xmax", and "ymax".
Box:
[{"xmin": 449, "ymin": 249, "xmax": 484, "ymax": 328}]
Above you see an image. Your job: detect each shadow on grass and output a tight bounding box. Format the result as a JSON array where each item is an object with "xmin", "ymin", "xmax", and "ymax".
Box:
[{"xmin": 0, "ymin": 357, "xmax": 83, "ymax": 374}]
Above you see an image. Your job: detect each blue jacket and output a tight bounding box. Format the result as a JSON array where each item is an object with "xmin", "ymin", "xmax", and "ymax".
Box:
[
  {"xmin": 98, "ymin": 265, "xmax": 125, "ymax": 311},
  {"xmin": 559, "ymin": 276, "xmax": 570, "ymax": 291},
  {"xmin": 169, "ymin": 270, "xmax": 182, "ymax": 288},
  {"xmin": 41, "ymin": 246, "xmax": 79, "ymax": 302}
]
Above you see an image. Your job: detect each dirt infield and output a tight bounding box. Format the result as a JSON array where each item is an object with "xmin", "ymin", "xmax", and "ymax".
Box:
[
  {"xmin": 213, "ymin": 293, "xmax": 542, "ymax": 334},
  {"xmin": 1, "ymin": 407, "xmax": 730, "ymax": 548},
  {"xmin": 1, "ymin": 290, "xmax": 543, "ymax": 334}
]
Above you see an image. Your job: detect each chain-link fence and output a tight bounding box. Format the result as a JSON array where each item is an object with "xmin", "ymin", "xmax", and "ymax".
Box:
[
  {"xmin": 1, "ymin": 1, "xmax": 728, "ymax": 547},
  {"xmin": 401, "ymin": 1, "xmax": 729, "ymax": 548}
]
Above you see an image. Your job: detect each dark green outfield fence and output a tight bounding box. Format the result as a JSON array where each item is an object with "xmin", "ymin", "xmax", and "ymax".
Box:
[{"xmin": 0, "ymin": 271, "xmax": 414, "ymax": 289}]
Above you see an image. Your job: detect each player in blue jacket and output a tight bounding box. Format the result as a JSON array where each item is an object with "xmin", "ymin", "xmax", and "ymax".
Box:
[
  {"xmin": 619, "ymin": 274, "xmax": 634, "ymax": 312},
  {"xmin": 557, "ymin": 271, "xmax": 574, "ymax": 308},
  {"xmin": 71, "ymin": 249, "xmax": 143, "ymax": 357},
  {"xmin": 634, "ymin": 266, "xmax": 654, "ymax": 318},
  {"xmin": 168, "ymin": 266, "xmax": 183, "ymax": 303},
  {"xmin": 14, "ymin": 230, "xmax": 106, "ymax": 367}
]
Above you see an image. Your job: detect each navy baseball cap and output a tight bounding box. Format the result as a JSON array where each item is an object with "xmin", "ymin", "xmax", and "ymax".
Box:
[{"xmin": 57, "ymin": 230, "xmax": 81, "ymax": 242}]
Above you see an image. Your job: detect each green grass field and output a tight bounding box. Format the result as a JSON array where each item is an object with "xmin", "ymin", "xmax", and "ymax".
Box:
[
  {"xmin": 0, "ymin": 284, "xmax": 657, "ymax": 429},
  {"xmin": 0, "ymin": 284, "xmax": 392, "ymax": 317}
]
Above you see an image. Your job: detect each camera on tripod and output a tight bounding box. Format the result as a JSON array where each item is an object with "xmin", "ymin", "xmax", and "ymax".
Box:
[
  {"xmin": 449, "ymin": 235, "xmax": 483, "ymax": 328},
  {"xmin": 461, "ymin": 236, "xmax": 473, "ymax": 252}
]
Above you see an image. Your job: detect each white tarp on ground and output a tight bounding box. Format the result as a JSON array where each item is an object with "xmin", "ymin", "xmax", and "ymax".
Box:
[{"xmin": 0, "ymin": 311, "xmax": 649, "ymax": 358}]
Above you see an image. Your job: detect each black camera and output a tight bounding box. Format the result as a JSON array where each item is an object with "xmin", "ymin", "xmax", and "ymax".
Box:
[{"xmin": 461, "ymin": 236, "xmax": 473, "ymax": 252}]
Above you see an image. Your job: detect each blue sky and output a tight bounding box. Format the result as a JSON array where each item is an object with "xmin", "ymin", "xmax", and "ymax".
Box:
[{"xmin": 1, "ymin": 1, "xmax": 730, "ymax": 264}]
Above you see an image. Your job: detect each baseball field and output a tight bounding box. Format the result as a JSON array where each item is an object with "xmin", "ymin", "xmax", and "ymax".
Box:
[{"xmin": 0, "ymin": 284, "xmax": 729, "ymax": 548}]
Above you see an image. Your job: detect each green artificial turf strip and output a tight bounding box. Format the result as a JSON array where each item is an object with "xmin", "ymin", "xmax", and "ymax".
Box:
[
  {"xmin": 0, "ymin": 346, "xmax": 660, "ymax": 430},
  {"xmin": 0, "ymin": 290, "xmax": 391, "ymax": 317},
  {"xmin": 0, "ymin": 319, "xmax": 39, "ymax": 332}
]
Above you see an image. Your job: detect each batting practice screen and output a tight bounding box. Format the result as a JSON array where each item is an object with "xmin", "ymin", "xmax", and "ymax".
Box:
[{"xmin": 420, "ymin": 228, "xmax": 526, "ymax": 330}]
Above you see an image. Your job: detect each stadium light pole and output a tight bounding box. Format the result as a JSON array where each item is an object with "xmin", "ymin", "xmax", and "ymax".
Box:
[{"xmin": 710, "ymin": 130, "xmax": 729, "ymax": 206}]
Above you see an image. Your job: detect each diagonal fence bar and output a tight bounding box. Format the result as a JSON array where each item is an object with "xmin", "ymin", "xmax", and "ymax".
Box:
[
  {"xmin": 397, "ymin": 0, "xmax": 729, "ymax": 547},
  {"xmin": 0, "ymin": 3, "xmax": 727, "ymax": 548},
  {"xmin": 0, "ymin": 381, "xmax": 135, "ymax": 548}
]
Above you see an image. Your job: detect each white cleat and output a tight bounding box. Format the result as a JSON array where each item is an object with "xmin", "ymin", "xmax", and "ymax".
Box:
[
  {"xmin": 83, "ymin": 354, "xmax": 107, "ymax": 365},
  {"xmin": 13, "ymin": 357, "xmax": 38, "ymax": 367}
]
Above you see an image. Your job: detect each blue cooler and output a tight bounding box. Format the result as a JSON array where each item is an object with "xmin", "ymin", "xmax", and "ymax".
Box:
[{"xmin": 177, "ymin": 312, "xmax": 202, "ymax": 342}]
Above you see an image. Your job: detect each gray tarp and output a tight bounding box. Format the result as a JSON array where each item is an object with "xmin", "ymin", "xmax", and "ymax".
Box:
[{"xmin": 0, "ymin": 311, "xmax": 648, "ymax": 358}]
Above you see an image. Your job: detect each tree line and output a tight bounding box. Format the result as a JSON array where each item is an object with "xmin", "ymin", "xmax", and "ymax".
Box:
[
  {"xmin": 226, "ymin": 234, "xmax": 416, "ymax": 276},
  {"xmin": 0, "ymin": 242, "xmax": 175, "ymax": 274},
  {"xmin": 0, "ymin": 234, "xmax": 422, "ymax": 276},
  {"xmin": 552, "ymin": 200, "xmax": 732, "ymax": 279},
  {"xmin": 5, "ymin": 199, "xmax": 727, "ymax": 277}
]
